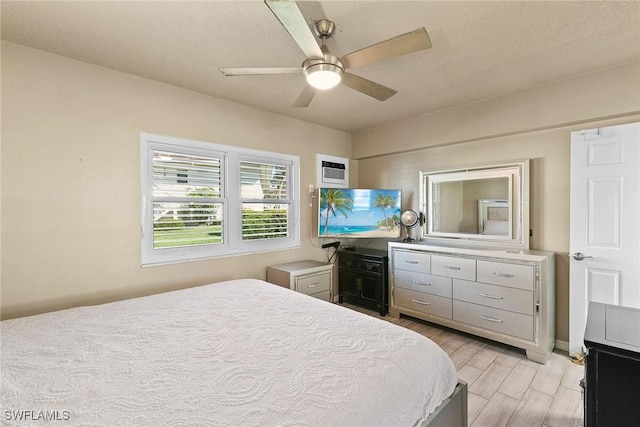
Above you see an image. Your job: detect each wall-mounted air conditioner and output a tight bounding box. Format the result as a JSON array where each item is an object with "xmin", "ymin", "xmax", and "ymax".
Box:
[{"xmin": 316, "ymin": 154, "xmax": 349, "ymax": 188}]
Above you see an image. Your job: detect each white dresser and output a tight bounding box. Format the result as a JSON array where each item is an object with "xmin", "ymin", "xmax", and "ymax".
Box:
[
  {"xmin": 266, "ymin": 260, "xmax": 333, "ymax": 302},
  {"xmin": 388, "ymin": 242, "xmax": 555, "ymax": 363}
]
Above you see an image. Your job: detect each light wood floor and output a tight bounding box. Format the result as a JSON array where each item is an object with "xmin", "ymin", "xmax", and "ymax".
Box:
[{"xmin": 343, "ymin": 304, "xmax": 584, "ymax": 427}]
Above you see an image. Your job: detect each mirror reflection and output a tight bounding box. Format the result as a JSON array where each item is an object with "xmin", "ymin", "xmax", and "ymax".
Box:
[{"xmin": 432, "ymin": 178, "xmax": 510, "ymax": 235}]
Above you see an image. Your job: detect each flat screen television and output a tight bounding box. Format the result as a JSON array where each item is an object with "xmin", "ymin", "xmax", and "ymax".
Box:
[{"xmin": 318, "ymin": 188, "xmax": 402, "ymax": 238}]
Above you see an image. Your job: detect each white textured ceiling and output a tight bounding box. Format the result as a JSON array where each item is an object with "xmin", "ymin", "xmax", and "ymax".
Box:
[{"xmin": 2, "ymin": 1, "xmax": 639, "ymax": 132}]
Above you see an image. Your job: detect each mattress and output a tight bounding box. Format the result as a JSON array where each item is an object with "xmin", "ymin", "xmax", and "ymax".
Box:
[{"xmin": 1, "ymin": 279, "xmax": 458, "ymax": 426}]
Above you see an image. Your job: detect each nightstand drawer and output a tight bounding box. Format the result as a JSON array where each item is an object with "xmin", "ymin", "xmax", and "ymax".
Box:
[
  {"xmin": 431, "ymin": 255, "xmax": 476, "ymax": 281},
  {"xmin": 394, "ymin": 250, "xmax": 430, "ymax": 273},
  {"xmin": 310, "ymin": 289, "xmax": 331, "ymax": 301},
  {"xmin": 394, "ymin": 288, "xmax": 452, "ymax": 319},
  {"xmin": 453, "ymin": 279, "xmax": 533, "ymax": 315},
  {"xmin": 394, "ymin": 270, "xmax": 452, "ymax": 298},
  {"xmin": 296, "ymin": 271, "xmax": 331, "ymax": 296},
  {"xmin": 477, "ymin": 260, "xmax": 534, "ymax": 290}
]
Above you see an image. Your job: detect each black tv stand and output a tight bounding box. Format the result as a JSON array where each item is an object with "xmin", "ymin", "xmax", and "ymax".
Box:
[{"xmin": 337, "ymin": 247, "xmax": 388, "ymax": 316}]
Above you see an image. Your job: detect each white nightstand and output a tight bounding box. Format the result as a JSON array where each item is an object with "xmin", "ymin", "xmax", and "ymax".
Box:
[{"xmin": 266, "ymin": 260, "xmax": 333, "ymax": 302}]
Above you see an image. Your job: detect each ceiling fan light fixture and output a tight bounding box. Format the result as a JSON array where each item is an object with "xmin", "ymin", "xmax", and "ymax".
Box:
[
  {"xmin": 303, "ymin": 57, "xmax": 343, "ymax": 90},
  {"xmin": 306, "ymin": 67, "xmax": 341, "ymax": 90}
]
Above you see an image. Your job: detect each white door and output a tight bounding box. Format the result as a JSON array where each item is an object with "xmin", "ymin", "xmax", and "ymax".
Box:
[{"xmin": 569, "ymin": 122, "xmax": 640, "ymax": 355}]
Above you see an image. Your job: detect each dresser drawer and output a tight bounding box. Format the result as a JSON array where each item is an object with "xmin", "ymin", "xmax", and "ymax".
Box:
[
  {"xmin": 296, "ymin": 271, "xmax": 331, "ymax": 296},
  {"xmin": 394, "ymin": 270, "xmax": 452, "ymax": 298},
  {"xmin": 477, "ymin": 260, "xmax": 534, "ymax": 290},
  {"xmin": 453, "ymin": 279, "xmax": 533, "ymax": 315},
  {"xmin": 431, "ymin": 255, "xmax": 476, "ymax": 281},
  {"xmin": 394, "ymin": 250, "xmax": 430, "ymax": 274},
  {"xmin": 394, "ymin": 288, "xmax": 452, "ymax": 319},
  {"xmin": 453, "ymin": 300, "xmax": 533, "ymax": 341}
]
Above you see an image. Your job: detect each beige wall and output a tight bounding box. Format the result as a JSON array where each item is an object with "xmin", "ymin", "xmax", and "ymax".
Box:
[
  {"xmin": 353, "ymin": 63, "xmax": 640, "ymax": 159},
  {"xmin": 352, "ymin": 63, "xmax": 640, "ymax": 343},
  {"xmin": 1, "ymin": 42, "xmax": 350, "ymax": 319}
]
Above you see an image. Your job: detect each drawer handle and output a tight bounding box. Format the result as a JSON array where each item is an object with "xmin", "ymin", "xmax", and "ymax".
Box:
[
  {"xmin": 306, "ymin": 282, "xmax": 321, "ymax": 288},
  {"xmin": 412, "ymin": 299, "xmax": 431, "ymax": 306},
  {"xmin": 477, "ymin": 292, "xmax": 503, "ymax": 300},
  {"xmin": 412, "ymin": 280, "xmax": 432, "ymax": 286},
  {"xmin": 405, "ymin": 260, "xmax": 419, "ymax": 264},
  {"xmin": 478, "ymin": 314, "xmax": 503, "ymax": 323},
  {"xmin": 444, "ymin": 265, "xmax": 461, "ymax": 270},
  {"xmin": 493, "ymin": 272, "xmax": 515, "ymax": 278}
]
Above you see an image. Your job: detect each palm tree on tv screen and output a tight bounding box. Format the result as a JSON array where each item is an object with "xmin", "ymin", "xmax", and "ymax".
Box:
[
  {"xmin": 373, "ymin": 192, "xmax": 395, "ymax": 230},
  {"xmin": 320, "ymin": 189, "xmax": 353, "ymax": 235}
]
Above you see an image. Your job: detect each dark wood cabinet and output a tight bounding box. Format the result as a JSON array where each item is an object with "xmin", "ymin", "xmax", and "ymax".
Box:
[
  {"xmin": 583, "ymin": 302, "xmax": 640, "ymax": 427},
  {"xmin": 338, "ymin": 247, "xmax": 388, "ymax": 316}
]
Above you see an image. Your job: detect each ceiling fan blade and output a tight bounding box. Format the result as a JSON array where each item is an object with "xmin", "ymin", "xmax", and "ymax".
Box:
[
  {"xmin": 265, "ymin": 0, "xmax": 324, "ymax": 60},
  {"xmin": 219, "ymin": 67, "xmax": 301, "ymax": 76},
  {"xmin": 292, "ymin": 85, "xmax": 316, "ymax": 108},
  {"xmin": 341, "ymin": 73, "xmax": 397, "ymax": 102},
  {"xmin": 340, "ymin": 28, "xmax": 432, "ymax": 69}
]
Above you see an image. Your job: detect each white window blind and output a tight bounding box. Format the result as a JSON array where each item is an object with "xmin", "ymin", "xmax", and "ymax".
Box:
[
  {"xmin": 240, "ymin": 160, "xmax": 290, "ymax": 241},
  {"xmin": 151, "ymin": 150, "xmax": 223, "ymax": 249},
  {"xmin": 141, "ymin": 133, "xmax": 299, "ymax": 266}
]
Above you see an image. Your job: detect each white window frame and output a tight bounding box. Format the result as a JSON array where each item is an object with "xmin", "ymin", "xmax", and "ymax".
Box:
[{"xmin": 141, "ymin": 133, "xmax": 300, "ymax": 266}]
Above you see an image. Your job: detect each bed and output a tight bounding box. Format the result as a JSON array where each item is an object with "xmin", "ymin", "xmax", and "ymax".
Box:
[
  {"xmin": 1, "ymin": 279, "xmax": 466, "ymax": 426},
  {"xmin": 478, "ymin": 198, "xmax": 510, "ymax": 236}
]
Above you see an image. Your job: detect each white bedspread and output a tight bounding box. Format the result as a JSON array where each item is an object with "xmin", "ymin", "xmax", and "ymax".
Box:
[{"xmin": 1, "ymin": 279, "xmax": 457, "ymax": 426}]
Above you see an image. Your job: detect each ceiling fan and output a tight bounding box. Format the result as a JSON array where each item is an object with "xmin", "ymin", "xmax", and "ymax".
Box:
[{"xmin": 219, "ymin": 0, "xmax": 432, "ymax": 108}]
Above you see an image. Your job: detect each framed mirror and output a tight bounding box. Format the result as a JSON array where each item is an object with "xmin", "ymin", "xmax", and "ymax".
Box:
[{"xmin": 420, "ymin": 160, "xmax": 529, "ymax": 249}]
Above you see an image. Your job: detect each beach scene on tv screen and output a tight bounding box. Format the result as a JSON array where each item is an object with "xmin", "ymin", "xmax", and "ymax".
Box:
[{"xmin": 319, "ymin": 188, "xmax": 401, "ymax": 238}]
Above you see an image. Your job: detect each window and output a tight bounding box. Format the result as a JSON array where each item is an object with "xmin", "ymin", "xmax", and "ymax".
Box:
[
  {"xmin": 240, "ymin": 159, "xmax": 290, "ymax": 240},
  {"xmin": 141, "ymin": 133, "xmax": 299, "ymax": 265}
]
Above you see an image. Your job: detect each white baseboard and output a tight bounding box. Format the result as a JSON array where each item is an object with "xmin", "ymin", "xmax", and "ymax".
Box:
[{"xmin": 555, "ymin": 339, "xmax": 569, "ymax": 352}]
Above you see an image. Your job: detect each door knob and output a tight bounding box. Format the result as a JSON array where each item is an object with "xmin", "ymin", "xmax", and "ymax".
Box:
[{"xmin": 573, "ymin": 252, "xmax": 594, "ymax": 261}]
